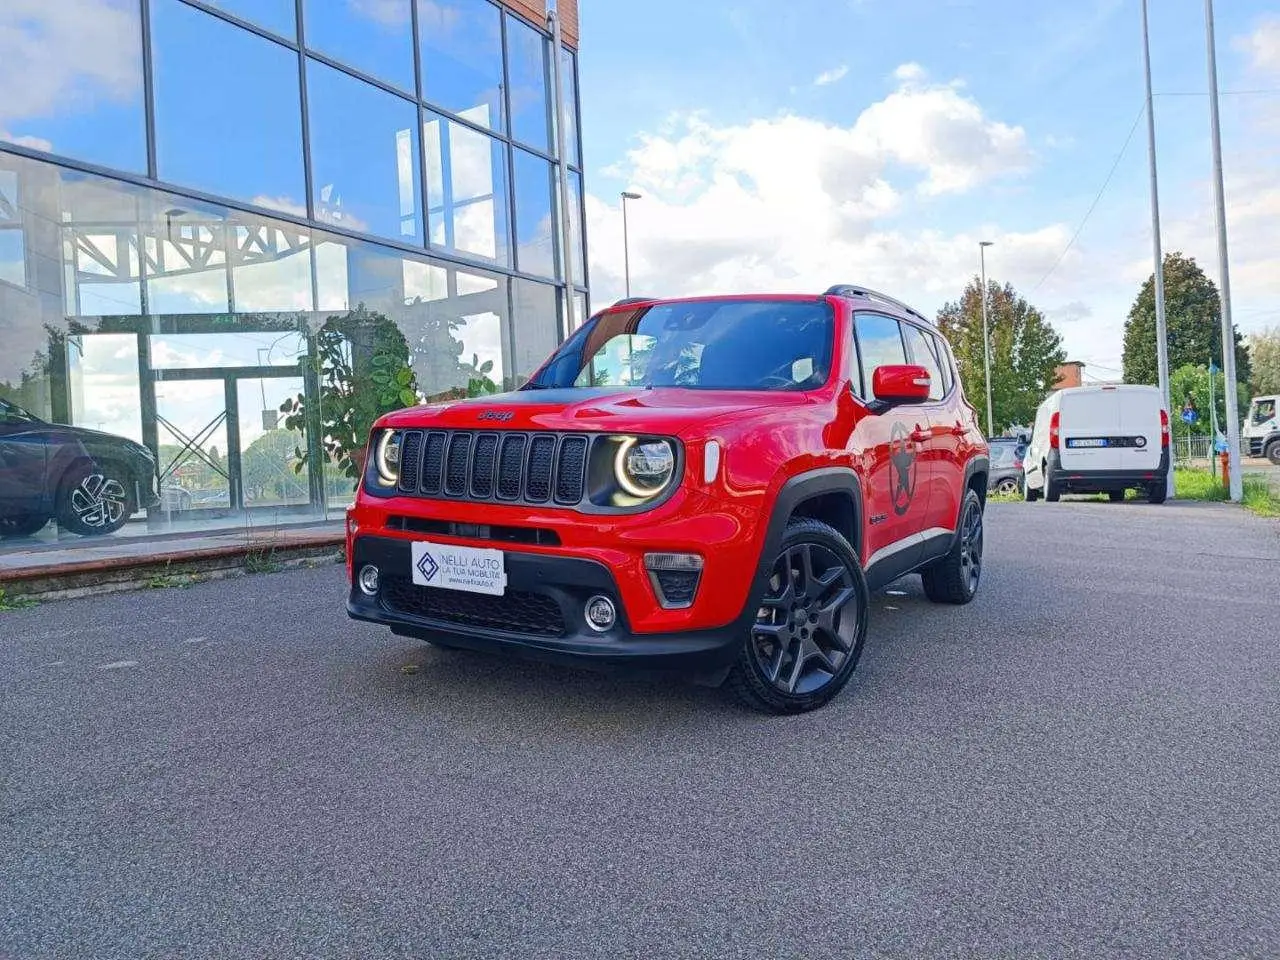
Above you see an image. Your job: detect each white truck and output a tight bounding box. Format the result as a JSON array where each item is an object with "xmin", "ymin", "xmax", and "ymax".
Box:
[{"xmin": 1243, "ymin": 395, "xmax": 1280, "ymax": 464}]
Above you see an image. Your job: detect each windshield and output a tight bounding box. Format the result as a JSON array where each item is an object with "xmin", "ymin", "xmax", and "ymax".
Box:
[
  {"xmin": 525, "ymin": 298, "xmax": 835, "ymax": 391},
  {"xmin": 0, "ymin": 397, "xmax": 39, "ymax": 423}
]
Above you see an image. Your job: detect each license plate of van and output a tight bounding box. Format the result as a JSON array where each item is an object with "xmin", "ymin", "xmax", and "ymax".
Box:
[{"xmin": 1067, "ymin": 438, "xmax": 1108, "ymax": 448}]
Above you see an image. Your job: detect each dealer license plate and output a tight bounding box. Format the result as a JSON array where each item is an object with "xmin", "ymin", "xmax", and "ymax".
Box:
[{"xmin": 409, "ymin": 541, "xmax": 507, "ymax": 596}]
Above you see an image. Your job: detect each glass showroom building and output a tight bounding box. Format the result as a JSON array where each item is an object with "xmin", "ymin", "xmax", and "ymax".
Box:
[{"xmin": 0, "ymin": 0, "xmax": 586, "ymax": 560}]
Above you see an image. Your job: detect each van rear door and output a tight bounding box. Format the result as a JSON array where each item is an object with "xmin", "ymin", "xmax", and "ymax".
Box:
[
  {"xmin": 1116, "ymin": 387, "xmax": 1163, "ymax": 470},
  {"xmin": 1058, "ymin": 388, "xmax": 1120, "ymax": 471}
]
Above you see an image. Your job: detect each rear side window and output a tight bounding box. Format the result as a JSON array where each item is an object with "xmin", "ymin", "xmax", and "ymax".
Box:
[
  {"xmin": 901, "ymin": 323, "xmax": 945, "ymax": 401},
  {"xmin": 854, "ymin": 314, "xmax": 906, "ymax": 401},
  {"xmin": 928, "ymin": 332, "xmax": 954, "ymax": 395}
]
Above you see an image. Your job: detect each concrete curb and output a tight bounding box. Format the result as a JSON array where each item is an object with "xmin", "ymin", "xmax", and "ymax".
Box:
[{"xmin": 0, "ymin": 534, "xmax": 345, "ymax": 602}]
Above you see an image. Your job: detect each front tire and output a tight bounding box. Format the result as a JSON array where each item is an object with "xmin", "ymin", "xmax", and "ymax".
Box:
[
  {"xmin": 55, "ymin": 464, "xmax": 135, "ymax": 536},
  {"xmin": 727, "ymin": 518, "xmax": 869, "ymax": 715},
  {"xmin": 922, "ymin": 489, "xmax": 984, "ymax": 605},
  {"xmin": 1023, "ymin": 476, "xmax": 1040, "ymax": 502},
  {"xmin": 1266, "ymin": 440, "xmax": 1280, "ymax": 466},
  {"xmin": 994, "ymin": 477, "xmax": 1019, "ymax": 496}
]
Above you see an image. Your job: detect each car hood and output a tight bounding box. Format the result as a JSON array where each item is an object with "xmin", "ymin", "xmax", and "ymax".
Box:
[{"xmin": 378, "ymin": 387, "xmax": 810, "ymax": 436}]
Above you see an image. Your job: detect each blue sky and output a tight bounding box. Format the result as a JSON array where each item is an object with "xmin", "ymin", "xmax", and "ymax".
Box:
[{"xmin": 578, "ymin": 0, "xmax": 1280, "ymax": 377}]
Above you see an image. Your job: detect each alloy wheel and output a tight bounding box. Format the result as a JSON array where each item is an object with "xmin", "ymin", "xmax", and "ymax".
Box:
[
  {"xmin": 750, "ymin": 543, "xmax": 860, "ymax": 696},
  {"xmin": 958, "ymin": 500, "xmax": 983, "ymax": 593},
  {"xmin": 70, "ymin": 474, "xmax": 129, "ymax": 529}
]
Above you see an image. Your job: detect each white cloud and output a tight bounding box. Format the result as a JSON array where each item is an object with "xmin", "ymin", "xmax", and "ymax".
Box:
[
  {"xmin": 587, "ymin": 64, "xmax": 1038, "ymax": 311},
  {"xmin": 813, "ymin": 65, "xmax": 849, "ymax": 87},
  {"xmin": 1235, "ymin": 16, "xmax": 1280, "ymax": 74},
  {"xmin": 0, "ymin": 131, "xmax": 54, "ymax": 152},
  {"xmin": 348, "ymin": 0, "xmax": 412, "ymax": 29}
]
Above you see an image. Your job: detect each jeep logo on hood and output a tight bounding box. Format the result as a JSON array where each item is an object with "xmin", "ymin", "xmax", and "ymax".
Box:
[{"xmin": 477, "ymin": 410, "xmax": 514, "ymax": 422}]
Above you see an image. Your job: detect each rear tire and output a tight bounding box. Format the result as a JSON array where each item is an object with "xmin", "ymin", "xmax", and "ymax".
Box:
[
  {"xmin": 1147, "ymin": 482, "xmax": 1167, "ymax": 505},
  {"xmin": 1044, "ymin": 463, "xmax": 1061, "ymax": 502},
  {"xmin": 921, "ymin": 489, "xmax": 984, "ymax": 605},
  {"xmin": 1108, "ymin": 490, "xmax": 1125, "ymax": 502},
  {"xmin": 727, "ymin": 518, "xmax": 869, "ymax": 715},
  {"xmin": 1266, "ymin": 440, "xmax": 1280, "ymax": 466}
]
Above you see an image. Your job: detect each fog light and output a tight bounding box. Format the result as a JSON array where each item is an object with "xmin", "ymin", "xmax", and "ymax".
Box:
[
  {"xmin": 585, "ymin": 595, "xmax": 616, "ymax": 632},
  {"xmin": 645, "ymin": 553, "xmax": 704, "ymax": 609},
  {"xmin": 358, "ymin": 564, "xmax": 380, "ymax": 596}
]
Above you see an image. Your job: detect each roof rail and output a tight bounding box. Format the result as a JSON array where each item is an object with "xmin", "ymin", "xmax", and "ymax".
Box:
[
  {"xmin": 611, "ymin": 296, "xmax": 653, "ymax": 307},
  {"xmin": 823, "ymin": 284, "xmax": 929, "ymax": 323}
]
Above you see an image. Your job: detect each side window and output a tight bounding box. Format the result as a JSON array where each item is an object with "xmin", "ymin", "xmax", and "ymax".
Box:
[
  {"xmin": 901, "ymin": 323, "xmax": 945, "ymax": 401},
  {"xmin": 928, "ymin": 332, "xmax": 954, "ymax": 395},
  {"xmin": 854, "ymin": 313, "xmax": 906, "ymax": 401}
]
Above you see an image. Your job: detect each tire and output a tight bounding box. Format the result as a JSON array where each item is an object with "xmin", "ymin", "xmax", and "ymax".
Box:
[
  {"xmin": 55, "ymin": 463, "xmax": 136, "ymax": 536},
  {"xmin": 726, "ymin": 518, "xmax": 870, "ymax": 715},
  {"xmin": 1108, "ymin": 490, "xmax": 1125, "ymax": 502},
  {"xmin": 0, "ymin": 514, "xmax": 50, "ymax": 538},
  {"xmin": 1266, "ymin": 440, "xmax": 1280, "ymax": 466},
  {"xmin": 1044, "ymin": 463, "xmax": 1061, "ymax": 502},
  {"xmin": 1147, "ymin": 482, "xmax": 1167, "ymax": 505},
  {"xmin": 994, "ymin": 477, "xmax": 1019, "ymax": 496},
  {"xmin": 921, "ymin": 489, "xmax": 984, "ymax": 605},
  {"xmin": 1023, "ymin": 476, "xmax": 1040, "ymax": 502}
]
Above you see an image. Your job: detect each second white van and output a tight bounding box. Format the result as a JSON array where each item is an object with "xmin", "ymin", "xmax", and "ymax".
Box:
[{"xmin": 1023, "ymin": 385, "xmax": 1170, "ymax": 504}]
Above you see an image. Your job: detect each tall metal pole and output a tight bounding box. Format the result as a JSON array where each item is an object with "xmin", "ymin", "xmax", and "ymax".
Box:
[
  {"xmin": 1141, "ymin": 0, "xmax": 1175, "ymax": 499},
  {"xmin": 621, "ymin": 191, "xmax": 639, "ymax": 298},
  {"xmin": 979, "ymin": 241, "xmax": 994, "ymax": 438},
  {"xmin": 1204, "ymin": 0, "xmax": 1243, "ymax": 501},
  {"xmin": 548, "ymin": 5, "xmax": 576, "ymax": 333}
]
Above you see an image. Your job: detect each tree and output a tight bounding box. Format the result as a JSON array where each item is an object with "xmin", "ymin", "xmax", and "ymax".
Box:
[
  {"xmin": 937, "ymin": 279, "xmax": 1066, "ymax": 434},
  {"xmin": 1247, "ymin": 327, "xmax": 1280, "ymax": 397},
  {"xmin": 1168, "ymin": 363, "xmax": 1250, "ymax": 442},
  {"xmin": 241, "ymin": 429, "xmax": 308, "ymax": 503},
  {"xmin": 1122, "ymin": 251, "xmax": 1250, "ymax": 386}
]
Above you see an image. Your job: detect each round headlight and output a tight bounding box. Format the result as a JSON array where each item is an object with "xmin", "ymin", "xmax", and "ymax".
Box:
[
  {"xmin": 375, "ymin": 429, "xmax": 401, "ymax": 486},
  {"xmin": 615, "ymin": 438, "xmax": 675, "ymax": 498}
]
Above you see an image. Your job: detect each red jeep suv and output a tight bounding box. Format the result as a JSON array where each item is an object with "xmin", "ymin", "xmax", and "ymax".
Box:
[{"xmin": 346, "ymin": 286, "xmax": 989, "ymax": 713}]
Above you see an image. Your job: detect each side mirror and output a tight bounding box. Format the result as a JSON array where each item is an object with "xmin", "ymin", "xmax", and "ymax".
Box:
[{"xmin": 869, "ymin": 364, "xmax": 931, "ymax": 411}]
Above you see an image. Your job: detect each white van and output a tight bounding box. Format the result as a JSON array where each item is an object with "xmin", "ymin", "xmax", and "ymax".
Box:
[{"xmin": 1022, "ymin": 385, "xmax": 1170, "ymax": 504}]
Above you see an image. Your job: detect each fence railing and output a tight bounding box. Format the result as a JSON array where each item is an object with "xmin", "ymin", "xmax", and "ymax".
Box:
[{"xmin": 1173, "ymin": 435, "xmax": 1254, "ymax": 464}]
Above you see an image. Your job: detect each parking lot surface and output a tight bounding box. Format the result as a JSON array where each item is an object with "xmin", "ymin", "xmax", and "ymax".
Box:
[{"xmin": 2, "ymin": 500, "xmax": 1278, "ymax": 959}]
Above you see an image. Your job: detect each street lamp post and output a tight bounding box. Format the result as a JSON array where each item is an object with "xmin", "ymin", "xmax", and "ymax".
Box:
[
  {"xmin": 1203, "ymin": 0, "xmax": 1243, "ymax": 501},
  {"xmin": 621, "ymin": 191, "xmax": 641, "ymax": 298},
  {"xmin": 979, "ymin": 241, "xmax": 995, "ymax": 438}
]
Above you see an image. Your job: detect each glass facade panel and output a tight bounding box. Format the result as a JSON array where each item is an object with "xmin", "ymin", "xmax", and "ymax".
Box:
[
  {"xmin": 567, "ymin": 168, "xmax": 585, "ymax": 285},
  {"xmin": 307, "ymin": 59, "xmax": 423, "ymax": 244},
  {"xmin": 303, "ymin": 0, "xmax": 414, "ymax": 92},
  {"xmin": 418, "ymin": 0, "xmax": 504, "ymax": 133},
  {"xmin": 511, "ymin": 278, "xmax": 558, "ymax": 385},
  {"xmin": 0, "ymin": 0, "xmax": 147, "ymax": 174},
  {"xmin": 505, "ymin": 14, "xmax": 551, "ymax": 153},
  {"xmin": 151, "ymin": 0, "xmax": 305, "ymax": 215},
  {"xmin": 202, "ymin": 0, "xmax": 297, "ymax": 39},
  {"xmin": 423, "ymin": 111, "xmax": 510, "ymax": 267},
  {"xmin": 560, "ymin": 48, "xmax": 581, "ymax": 168},
  {"xmin": 1, "ymin": 171, "xmax": 27, "ymax": 288},
  {"xmin": 512, "ymin": 149, "xmax": 556, "ymax": 279}
]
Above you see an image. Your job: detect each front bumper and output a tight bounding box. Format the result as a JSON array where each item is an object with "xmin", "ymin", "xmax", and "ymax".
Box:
[{"xmin": 346, "ymin": 535, "xmax": 744, "ymax": 681}]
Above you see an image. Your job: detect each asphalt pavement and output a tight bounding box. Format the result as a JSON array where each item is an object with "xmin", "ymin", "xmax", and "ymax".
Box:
[{"xmin": 2, "ymin": 500, "xmax": 1278, "ymax": 959}]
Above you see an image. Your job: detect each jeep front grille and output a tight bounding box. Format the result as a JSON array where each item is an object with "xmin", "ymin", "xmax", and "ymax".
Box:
[{"xmin": 396, "ymin": 429, "xmax": 589, "ymax": 507}]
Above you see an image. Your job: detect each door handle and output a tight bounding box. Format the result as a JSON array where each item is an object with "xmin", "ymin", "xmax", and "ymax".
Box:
[{"xmin": 910, "ymin": 428, "xmax": 930, "ymax": 443}]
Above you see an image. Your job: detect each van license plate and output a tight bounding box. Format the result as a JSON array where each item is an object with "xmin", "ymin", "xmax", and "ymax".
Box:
[
  {"xmin": 1067, "ymin": 438, "xmax": 1108, "ymax": 448},
  {"xmin": 410, "ymin": 541, "xmax": 507, "ymax": 596}
]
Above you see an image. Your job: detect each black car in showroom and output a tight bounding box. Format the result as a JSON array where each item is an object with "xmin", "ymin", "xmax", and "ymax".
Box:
[{"xmin": 0, "ymin": 397, "xmax": 160, "ymax": 538}]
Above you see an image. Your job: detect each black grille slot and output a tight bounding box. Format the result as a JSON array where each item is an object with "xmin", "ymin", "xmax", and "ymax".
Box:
[
  {"xmin": 471, "ymin": 433, "xmax": 499, "ymax": 498},
  {"xmin": 497, "ymin": 435, "xmax": 527, "ymax": 500},
  {"xmin": 397, "ymin": 431, "xmax": 423, "ymax": 493},
  {"xmin": 526, "ymin": 435, "xmax": 556, "ymax": 502},
  {"xmin": 386, "ymin": 515, "xmax": 561, "ymax": 546},
  {"xmin": 421, "ymin": 432, "xmax": 447, "ymax": 494},
  {"xmin": 445, "ymin": 433, "xmax": 472, "ymax": 496},
  {"xmin": 381, "ymin": 575, "xmax": 565, "ymax": 637},
  {"xmin": 555, "ymin": 436, "xmax": 587, "ymax": 503},
  {"xmin": 654, "ymin": 569, "xmax": 700, "ymax": 608}
]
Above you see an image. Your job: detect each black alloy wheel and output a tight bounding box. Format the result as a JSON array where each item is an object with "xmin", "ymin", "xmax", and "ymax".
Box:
[
  {"xmin": 728, "ymin": 519, "xmax": 869, "ymax": 714},
  {"xmin": 921, "ymin": 488, "xmax": 985, "ymax": 605}
]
